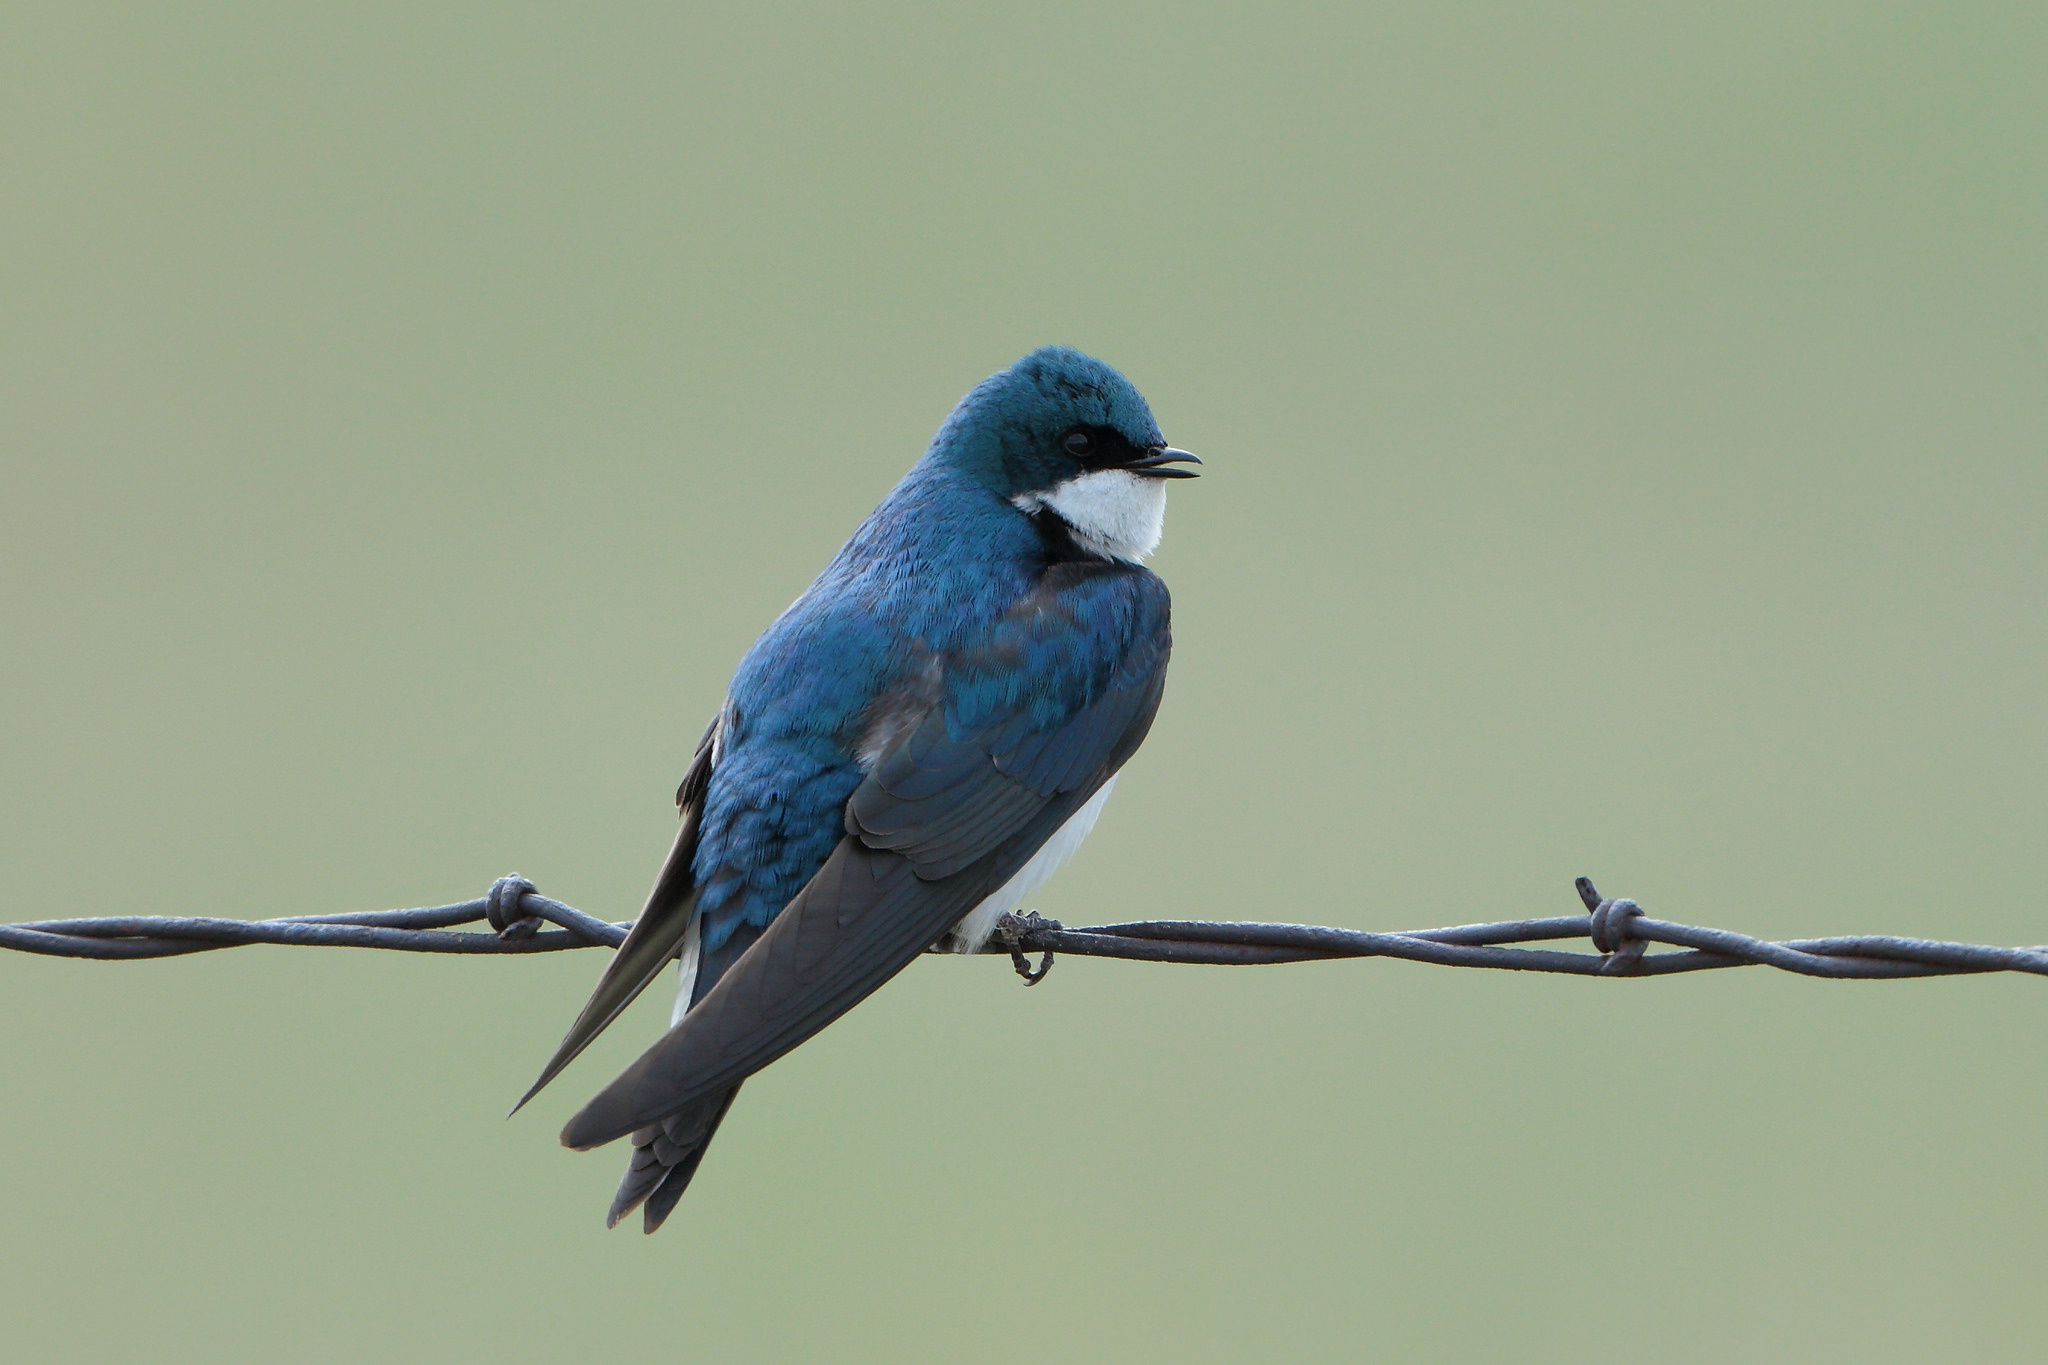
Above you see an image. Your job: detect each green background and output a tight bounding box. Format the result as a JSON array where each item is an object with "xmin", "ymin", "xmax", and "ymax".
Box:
[{"xmin": 4, "ymin": 4, "xmax": 2044, "ymax": 1361}]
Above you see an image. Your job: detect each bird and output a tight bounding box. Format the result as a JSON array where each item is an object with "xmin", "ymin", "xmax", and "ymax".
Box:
[{"xmin": 514, "ymin": 345, "xmax": 1198, "ymax": 1232}]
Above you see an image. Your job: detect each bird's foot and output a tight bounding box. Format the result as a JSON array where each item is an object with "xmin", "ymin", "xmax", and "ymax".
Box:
[{"xmin": 995, "ymin": 911, "xmax": 1061, "ymax": 986}]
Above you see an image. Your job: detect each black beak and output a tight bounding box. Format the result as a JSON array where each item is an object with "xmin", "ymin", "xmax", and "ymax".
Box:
[{"xmin": 1125, "ymin": 446, "xmax": 1202, "ymax": 479}]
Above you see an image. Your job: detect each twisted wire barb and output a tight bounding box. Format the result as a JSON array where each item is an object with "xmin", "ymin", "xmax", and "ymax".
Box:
[
  {"xmin": 0, "ymin": 877, "xmax": 629, "ymax": 960},
  {"xmin": 3, "ymin": 875, "xmax": 2045, "ymax": 983}
]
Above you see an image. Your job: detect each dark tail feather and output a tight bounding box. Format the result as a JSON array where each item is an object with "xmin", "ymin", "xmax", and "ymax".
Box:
[
  {"xmin": 605, "ymin": 1084, "xmax": 743, "ymax": 1233},
  {"xmin": 601, "ymin": 910, "xmax": 758, "ymax": 1232}
]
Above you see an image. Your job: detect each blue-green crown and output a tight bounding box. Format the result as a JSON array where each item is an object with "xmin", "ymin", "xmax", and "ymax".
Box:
[{"xmin": 926, "ymin": 346, "xmax": 1165, "ymax": 498}]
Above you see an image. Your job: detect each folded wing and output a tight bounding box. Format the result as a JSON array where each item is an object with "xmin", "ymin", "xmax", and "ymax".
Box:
[{"xmin": 562, "ymin": 563, "xmax": 1169, "ymax": 1150}]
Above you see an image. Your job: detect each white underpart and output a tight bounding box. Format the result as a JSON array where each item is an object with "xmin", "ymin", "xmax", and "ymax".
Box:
[
  {"xmin": 1012, "ymin": 469, "xmax": 1168, "ymax": 562},
  {"xmin": 942, "ymin": 776, "xmax": 1117, "ymax": 953},
  {"xmin": 670, "ymin": 909, "xmax": 703, "ymax": 1026}
]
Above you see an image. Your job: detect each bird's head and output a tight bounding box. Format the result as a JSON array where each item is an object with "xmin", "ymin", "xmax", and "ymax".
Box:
[{"xmin": 928, "ymin": 346, "xmax": 1199, "ymax": 562}]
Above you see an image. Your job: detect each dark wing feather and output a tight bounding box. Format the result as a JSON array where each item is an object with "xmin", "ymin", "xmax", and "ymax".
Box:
[
  {"xmin": 846, "ymin": 652, "xmax": 1162, "ymax": 881},
  {"xmin": 510, "ymin": 713, "xmax": 720, "ymax": 1114},
  {"xmin": 848, "ymin": 714, "xmax": 1048, "ymax": 880},
  {"xmin": 993, "ymin": 665, "xmax": 1162, "ymax": 795},
  {"xmin": 560, "ymin": 654, "xmax": 1166, "ymax": 1151}
]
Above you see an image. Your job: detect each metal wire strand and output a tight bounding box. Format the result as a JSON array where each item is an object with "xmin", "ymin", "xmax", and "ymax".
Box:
[
  {"xmin": 0, "ymin": 876, "xmax": 628, "ymax": 960},
  {"xmin": 3, "ymin": 874, "xmax": 2044, "ymax": 983}
]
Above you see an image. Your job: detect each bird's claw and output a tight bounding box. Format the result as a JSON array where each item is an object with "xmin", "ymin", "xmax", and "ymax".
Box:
[{"xmin": 996, "ymin": 911, "xmax": 1060, "ymax": 985}]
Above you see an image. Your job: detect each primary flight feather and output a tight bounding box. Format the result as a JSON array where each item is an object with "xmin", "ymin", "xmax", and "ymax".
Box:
[{"xmin": 521, "ymin": 346, "xmax": 1197, "ymax": 1232}]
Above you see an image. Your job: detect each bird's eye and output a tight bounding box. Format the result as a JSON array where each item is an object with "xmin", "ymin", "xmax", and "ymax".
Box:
[{"xmin": 1063, "ymin": 431, "xmax": 1096, "ymax": 457}]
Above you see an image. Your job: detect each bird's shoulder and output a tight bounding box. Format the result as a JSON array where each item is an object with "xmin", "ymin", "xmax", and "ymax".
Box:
[
  {"xmin": 944, "ymin": 555, "xmax": 1170, "ymax": 728},
  {"xmin": 691, "ymin": 474, "xmax": 1169, "ymax": 912},
  {"xmin": 730, "ymin": 464, "xmax": 1168, "ymax": 734}
]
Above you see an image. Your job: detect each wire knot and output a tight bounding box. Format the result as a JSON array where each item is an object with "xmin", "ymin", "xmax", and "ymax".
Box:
[
  {"xmin": 485, "ymin": 874, "xmax": 543, "ymax": 941},
  {"xmin": 1588, "ymin": 896, "xmax": 1646, "ymax": 974}
]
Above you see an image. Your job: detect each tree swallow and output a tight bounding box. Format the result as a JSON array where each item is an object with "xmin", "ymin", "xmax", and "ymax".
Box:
[{"xmin": 517, "ymin": 346, "xmax": 1197, "ymax": 1232}]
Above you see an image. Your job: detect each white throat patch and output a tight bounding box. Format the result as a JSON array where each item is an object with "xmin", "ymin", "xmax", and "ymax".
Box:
[{"xmin": 1012, "ymin": 470, "xmax": 1169, "ymax": 562}]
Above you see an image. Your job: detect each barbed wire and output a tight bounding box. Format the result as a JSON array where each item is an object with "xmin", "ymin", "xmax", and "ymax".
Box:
[{"xmin": 3, "ymin": 874, "xmax": 2044, "ymax": 985}]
